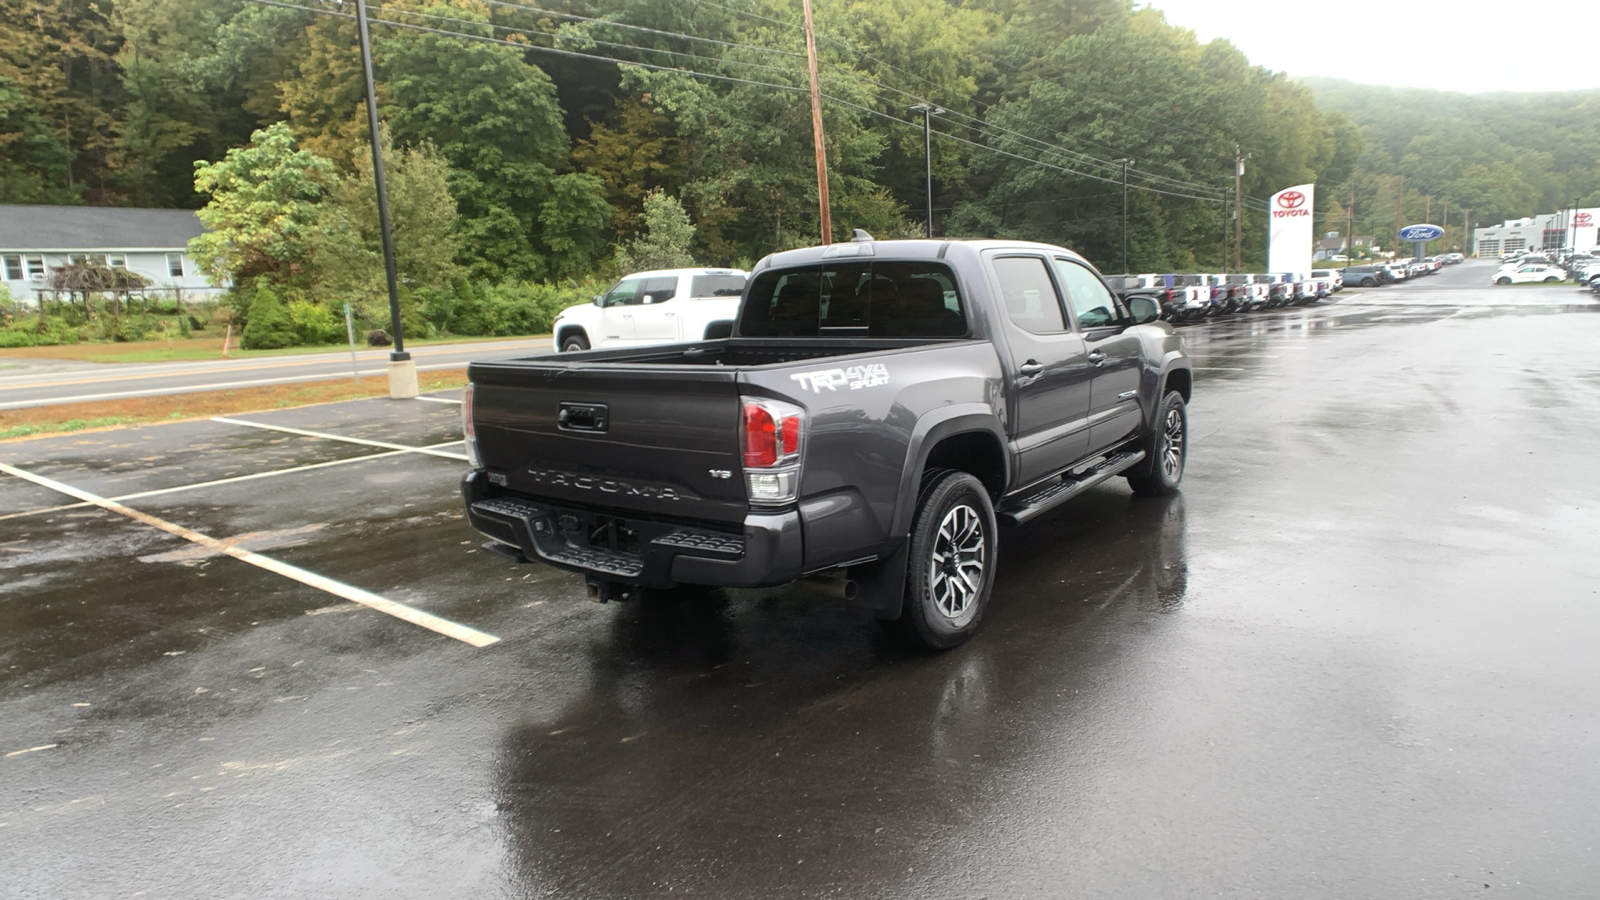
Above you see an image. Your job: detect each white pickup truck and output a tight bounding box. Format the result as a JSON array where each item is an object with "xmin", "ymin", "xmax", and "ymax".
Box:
[{"xmin": 550, "ymin": 267, "xmax": 748, "ymax": 352}]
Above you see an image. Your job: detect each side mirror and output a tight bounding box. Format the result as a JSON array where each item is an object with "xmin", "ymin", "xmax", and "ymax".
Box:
[
  {"xmin": 592, "ymin": 295, "xmax": 604, "ymax": 307},
  {"xmin": 1127, "ymin": 295, "xmax": 1160, "ymax": 325}
]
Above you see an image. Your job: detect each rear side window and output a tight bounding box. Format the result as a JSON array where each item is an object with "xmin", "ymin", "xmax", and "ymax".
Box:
[
  {"xmin": 690, "ymin": 274, "xmax": 746, "ymax": 298},
  {"xmin": 739, "ymin": 261, "xmax": 966, "ymax": 338},
  {"xmin": 993, "ymin": 256, "xmax": 1065, "ymax": 334}
]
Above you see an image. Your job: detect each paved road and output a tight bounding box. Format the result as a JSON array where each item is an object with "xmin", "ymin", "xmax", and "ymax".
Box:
[
  {"xmin": 2, "ymin": 260, "xmax": 1598, "ymax": 897},
  {"xmin": 0, "ymin": 337, "xmax": 554, "ymax": 411}
]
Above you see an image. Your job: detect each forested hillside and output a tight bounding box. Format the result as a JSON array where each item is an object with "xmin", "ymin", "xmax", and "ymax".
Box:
[
  {"xmin": 1307, "ymin": 78, "xmax": 1600, "ymax": 253},
  {"xmin": 0, "ymin": 0, "xmax": 1366, "ymax": 273}
]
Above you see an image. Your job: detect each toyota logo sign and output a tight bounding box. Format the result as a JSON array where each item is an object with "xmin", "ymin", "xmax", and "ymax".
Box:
[
  {"xmin": 1277, "ymin": 191, "xmax": 1306, "ymax": 209},
  {"xmin": 1576, "ymin": 212, "xmax": 1594, "ymax": 227}
]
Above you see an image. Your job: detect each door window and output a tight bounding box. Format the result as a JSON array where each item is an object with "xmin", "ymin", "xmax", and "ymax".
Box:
[
  {"xmin": 602, "ymin": 278, "xmax": 642, "ymax": 307},
  {"xmin": 639, "ymin": 277, "xmax": 677, "ymax": 304},
  {"xmin": 993, "ymin": 256, "xmax": 1064, "ymax": 334},
  {"xmin": 1053, "ymin": 259, "xmax": 1119, "ymax": 329}
]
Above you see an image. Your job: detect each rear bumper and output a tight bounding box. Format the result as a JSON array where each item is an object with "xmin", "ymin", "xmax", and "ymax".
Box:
[{"xmin": 461, "ymin": 471, "xmax": 804, "ymax": 589}]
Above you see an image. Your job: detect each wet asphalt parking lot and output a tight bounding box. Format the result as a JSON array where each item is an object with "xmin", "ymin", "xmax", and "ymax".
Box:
[{"xmin": 3, "ymin": 259, "xmax": 1599, "ymax": 898}]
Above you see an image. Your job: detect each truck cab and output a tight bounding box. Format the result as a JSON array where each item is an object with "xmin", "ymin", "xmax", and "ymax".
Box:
[{"xmin": 551, "ymin": 268, "xmax": 748, "ymax": 352}]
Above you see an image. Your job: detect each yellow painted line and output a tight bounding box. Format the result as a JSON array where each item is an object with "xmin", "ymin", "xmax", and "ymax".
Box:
[
  {"xmin": 0, "ymin": 501, "xmax": 94, "ymax": 522},
  {"xmin": 212, "ymin": 417, "xmax": 469, "ymax": 461},
  {"xmin": 0, "ymin": 340, "xmax": 546, "ymax": 393},
  {"xmin": 0, "ymin": 461, "xmax": 500, "ymax": 648}
]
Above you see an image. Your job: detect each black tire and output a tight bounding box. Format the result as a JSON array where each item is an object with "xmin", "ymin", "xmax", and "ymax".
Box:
[
  {"xmin": 1496, "ymin": 277, "xmax": 1512, "ymax": 285},
  {"xmin": 1126, "ymin": 390, "xmax": 1187, "ymax": 497},
  {"xmin": 892, "ymin": 471, "xmax": 998, "ymax": 651},
  {"xmin": 560, "ymin": 332, "xmax": 590, "ymax": 352},
  {"xmin": 1543, "ymin": 276, "xmax": 1559, "ymax": 283}
]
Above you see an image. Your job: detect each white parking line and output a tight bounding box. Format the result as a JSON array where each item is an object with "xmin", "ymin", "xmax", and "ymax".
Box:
[
  {"xmin": 213, "ymin": 417, "xmax": 469, "ymax": 461},
  {"xmin": 0, "ymin": 439, "xmax": 469, "ymax": 523},
  {"xmin": 414, "ymin": 396, "xmax": 462, "ymax": 405},
  {"xmin": 0, "ymin": 461, "xmax": 500, "ymax": 648}
]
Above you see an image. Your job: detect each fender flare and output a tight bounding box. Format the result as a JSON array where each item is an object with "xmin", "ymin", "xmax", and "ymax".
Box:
[
  {"xmin": 851, "ymin": 405, "xmax": 1007, "ymax": 622},
  {"xmin": 887, "ymin": 405, "xmax": 1009, "ymax": 539}
]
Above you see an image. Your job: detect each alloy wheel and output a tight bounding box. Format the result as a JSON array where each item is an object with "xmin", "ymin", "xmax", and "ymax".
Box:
[{"xmin": 929, "ymin": 504, "xmax": 986, "ymax": 620}]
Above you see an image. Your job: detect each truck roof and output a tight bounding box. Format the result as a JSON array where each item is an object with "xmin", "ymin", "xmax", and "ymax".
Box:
[
  {"xmin": 618, "ymin": 267, "xmax": 747, "ymax": 280},
  {"xmin": 751, "ymin": 237, "xmax": 1097, "ymax": 274}
]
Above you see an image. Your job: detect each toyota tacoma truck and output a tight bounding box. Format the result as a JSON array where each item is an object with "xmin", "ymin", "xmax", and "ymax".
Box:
[{"xmin": 461, "ymin": 237, "xmax": 1192, "ymax": 649}]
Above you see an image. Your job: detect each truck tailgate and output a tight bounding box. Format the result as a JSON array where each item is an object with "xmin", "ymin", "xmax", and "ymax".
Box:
[{"xmin": 469, "ymin": 361, "xmax": 748, "ymax": 524}]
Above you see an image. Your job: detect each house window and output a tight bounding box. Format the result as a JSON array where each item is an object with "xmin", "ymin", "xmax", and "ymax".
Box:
[
  {"xmin": 69, "ymin": 253, "xmax": 87, "ymax": 265},
  {"xmin": 25, "ymin": 255, "xmax": 45, "ymax": 279},
  {"xmin": 167, "ymin": 253, "xmax": 185, "ymax": 277},
  {"xmin": 3, "ymin": 255, "xmax": 21, "ymax": 281},
  {"xmin": 107, "ymin": 254, "xmax": 126, "ymax": 268}
]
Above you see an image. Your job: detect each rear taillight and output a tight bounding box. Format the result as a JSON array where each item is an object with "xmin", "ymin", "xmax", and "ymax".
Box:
[
  {"xmin": 741, "ymin": 397, "xmax": 804, "ymax": 505},
  {"xmin": 462, "ymin": 382, "xmax": 482, "ymax": 469}
]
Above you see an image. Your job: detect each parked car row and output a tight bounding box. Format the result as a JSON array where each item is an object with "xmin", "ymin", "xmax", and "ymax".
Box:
[{"xmin": 1101, "ymin": 270, "xmax": 1345, "ymax": 322}]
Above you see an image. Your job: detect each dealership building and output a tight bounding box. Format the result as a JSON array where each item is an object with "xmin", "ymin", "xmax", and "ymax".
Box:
[{"xmin": 1473, "ymin": 208, "xmax": 1599, "ymax": 257}]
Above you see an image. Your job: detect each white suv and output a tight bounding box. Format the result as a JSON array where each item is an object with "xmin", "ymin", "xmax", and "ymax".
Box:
[{"xmin": 552, "ymin": 268, "xmax": 748, "ymax": 352}]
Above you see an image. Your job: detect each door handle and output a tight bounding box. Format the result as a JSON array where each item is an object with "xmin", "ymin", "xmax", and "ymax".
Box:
[
  {"xmin": 1018, "ymin": 361, "xmax": 1045, "ymax": 377},
  {"xmin": 1087, "ymin": 350, "xmax": 1106, "ymax": 365}
]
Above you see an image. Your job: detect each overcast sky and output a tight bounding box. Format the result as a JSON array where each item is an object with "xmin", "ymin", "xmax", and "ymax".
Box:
[{"xmin": 1145, "ymin": 0, "xmax": 1600, "ymax": 93}]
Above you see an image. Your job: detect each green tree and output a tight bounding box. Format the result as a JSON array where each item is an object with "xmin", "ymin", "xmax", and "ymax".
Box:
[
  {"xmin": 617, "ymin": 190, "xmax": 697, "ymax": 271},
  {"xmin": 375, "ymin": 7, "xmax": 610, "ymax": 280},
  {"xmin": 240, "ymin": 280, "xmax": 297, "ymax": 349},
  {"xmin": 189, "ymin": 121, "xmax": 345, "ymax": 285}
]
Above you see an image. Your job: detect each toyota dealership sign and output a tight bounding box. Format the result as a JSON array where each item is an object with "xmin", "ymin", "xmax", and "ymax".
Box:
[{"xmin": 1268, "ymin": 183, "xmax": 1316, "ymax": 274}]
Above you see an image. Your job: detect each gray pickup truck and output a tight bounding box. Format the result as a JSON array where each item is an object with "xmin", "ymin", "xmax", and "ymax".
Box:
[{"xmin": 461, "ymin": 237, "xmax": 1192, "ymax": 648}]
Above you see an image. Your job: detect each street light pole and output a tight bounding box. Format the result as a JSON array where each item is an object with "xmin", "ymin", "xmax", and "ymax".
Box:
[
  {"xmin": 1114, "ymin": 158, "xmax": 1133, "ymax": 273},
  {"xmin": 909, "ymin": 103, "xmax": 943, "ymax": 238},
  {"xmin": 353, "ymin": 0, "xmax": 415, "ymax": 398}
]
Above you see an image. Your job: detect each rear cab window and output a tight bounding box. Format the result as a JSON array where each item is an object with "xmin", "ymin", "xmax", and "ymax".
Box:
[{"xmin": 738, "ymin": 260, "xmax": 967, "ymax": 338}]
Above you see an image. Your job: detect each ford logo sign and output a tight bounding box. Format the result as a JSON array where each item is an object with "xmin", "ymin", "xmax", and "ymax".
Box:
[{"xmin": 1398, "ymin": 224, "xmax": 1444, "ymax": 241}]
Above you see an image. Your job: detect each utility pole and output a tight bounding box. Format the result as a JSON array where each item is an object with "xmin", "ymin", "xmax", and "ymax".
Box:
[
  {"xmin": 353, "ymin": 0, "xmax": 414, "ymax": 399},
  {"xmin": 1114, "ymin": 157, "xmax": 1133, "ymax": 272},
  {"xmin": 801, "ymin": 0, "xmax": 831, "ymax": 244},
  {"xmin": 1440, "ymin": 199, "xmax": 1449, "ymax": 252},
  {"xmin": 909, "ymin": 103, "xmax": 943, "ymax": 239},
  {"xmin": 1463, "ymin": 208, "xmax": 1471, "ymax": 255},
  {"xmin": 1345, "ymin": 188, "xmax": 1354, "ymax": 260},
  {"xmin": 1424, "ymin": 194, "xmax": 1431, "ymax": 224},
  {"xmin": 1232, "ymin": 146, "xmax": 1247, "ymax": 271},
  {"xmin": 1220, "ymin": 191, "xmax": 1228, "ymax": 272},
  {"xmin": 1572, "ymin": 196, "xmax": 1581, "ymax": 254},
  {"xmin": 1393, "ymin": 175, "xmax": 1405, "ymax": 258}
]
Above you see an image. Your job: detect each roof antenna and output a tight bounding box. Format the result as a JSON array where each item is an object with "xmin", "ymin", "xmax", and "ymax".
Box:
[{"xmin": 850, "ymin": 229, "xmax": 875, "ymax": 242}]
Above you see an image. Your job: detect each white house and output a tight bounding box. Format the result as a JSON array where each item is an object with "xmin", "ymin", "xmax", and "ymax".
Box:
[{"xmin": 0, "ymin": 204, "xmax": 220, "ymax": 306}]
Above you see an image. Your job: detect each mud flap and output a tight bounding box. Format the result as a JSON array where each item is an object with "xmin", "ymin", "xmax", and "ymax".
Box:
[{"xmin": 847, "ymin": 539, "xmax": 910, "ymax": 621}]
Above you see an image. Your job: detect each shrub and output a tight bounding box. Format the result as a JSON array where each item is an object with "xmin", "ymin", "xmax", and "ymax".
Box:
[
  {"xmin": 286, "ymin": 299, "xmax": 342, "ymax": 344},
  {"xmin": 241, "ymin": 283, "xmax": 298, "ymax": 349}
]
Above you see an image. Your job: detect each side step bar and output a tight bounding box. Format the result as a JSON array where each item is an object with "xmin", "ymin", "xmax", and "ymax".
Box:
[{"xmin": 997, "ymin": 449, "xmax": 1146, "ymax": 527}]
